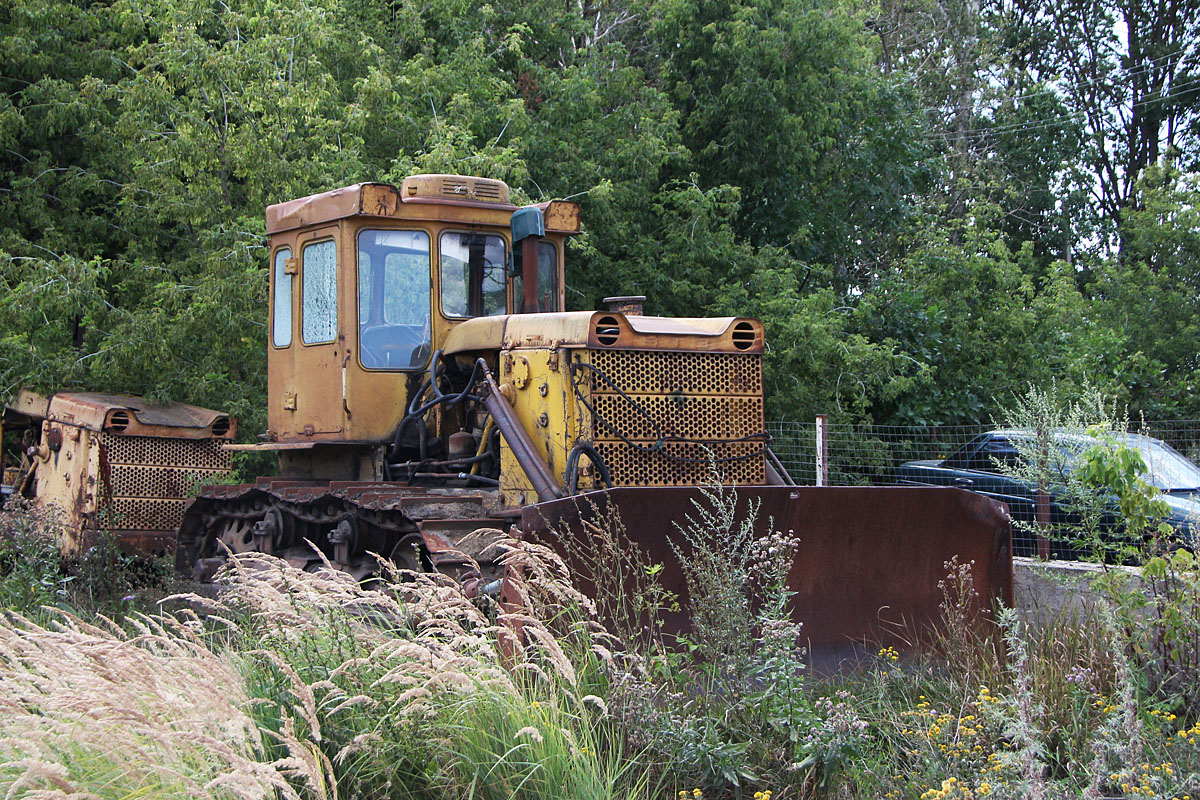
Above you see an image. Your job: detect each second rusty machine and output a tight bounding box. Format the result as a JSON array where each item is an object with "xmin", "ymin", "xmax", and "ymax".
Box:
[{"xmin": 151, "ymin": 173, "xmax": 1014, "ymax": 659}]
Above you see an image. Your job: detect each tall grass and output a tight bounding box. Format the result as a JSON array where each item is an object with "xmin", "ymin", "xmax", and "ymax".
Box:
[
  {"xmin": 0, "ymin": 502, "xmax": 650, "ymax": 799},
  {"xmin": 197, "ymin": 539, "xmax": 651, "ymax": 799},
  {"xmin": 0, "ymin": 609, "xmax": 329, "ymax": 799},
  {"xmin": 8, "ymin": 479, "xmax": 1200, "ymax": 798}
]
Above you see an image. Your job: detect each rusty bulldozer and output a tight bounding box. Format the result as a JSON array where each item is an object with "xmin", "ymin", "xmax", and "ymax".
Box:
[{"xmin": 1, "ymin": 174, "xmax": 1012, "ymax": 662}]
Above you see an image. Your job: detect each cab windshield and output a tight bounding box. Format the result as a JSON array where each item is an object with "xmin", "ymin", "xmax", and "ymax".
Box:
[
  {"xmin": 440, "ymin": 232, "xmax": 507, "ymax": 318},
  {"xmin": 357, "ymin": 229, "xmax": 431, "ymax": 370}
]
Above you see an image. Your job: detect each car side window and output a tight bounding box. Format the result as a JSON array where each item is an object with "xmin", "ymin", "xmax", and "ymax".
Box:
[{"xmin": 965, "ymin": 438, "xmax": 1021, "ymax": 472}]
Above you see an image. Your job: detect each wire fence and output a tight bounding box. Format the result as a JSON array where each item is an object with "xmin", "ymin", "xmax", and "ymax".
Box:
[{"xmin": 768, "ymin": 419, "xmax": 1200, "ymax": 486}]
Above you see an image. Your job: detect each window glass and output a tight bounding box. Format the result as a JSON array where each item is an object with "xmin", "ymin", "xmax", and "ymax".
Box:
[
  {"xmin": 1135, "ymin": 438, "xmax": 1200, "ymax": 490},
  {"xmin": 439, "ymin": 232, "xmax": 507, "ymax": 317},
  {"xmin": 512, "ymin": 241, "xmax": 559, "ymax": 312},
  {"xmin": 302, "ymin": 239, "xmax": 338, "ymax": 344},
  {"xmin": 966, "ymin": 438, "xmax": 1022, "ymax": 472},
  {"xmin": 272, "ymin": 248, "xmax": 292, "ymax": 347},
  {"xmin": 358, "ymin": 229, "xmax": 431, "ymax": 370}
]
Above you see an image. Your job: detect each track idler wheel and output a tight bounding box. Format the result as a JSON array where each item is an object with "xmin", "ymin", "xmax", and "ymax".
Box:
[{"xmin": 389, "ymin": 534, "xmax": 432, "ymax": 575}]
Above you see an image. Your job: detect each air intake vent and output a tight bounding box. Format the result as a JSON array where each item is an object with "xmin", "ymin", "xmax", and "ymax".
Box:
[
  {"xmin": 108, "ymin": 410, "xmax": 130, "ymax": 432},
  {"xmin": 594, "ymin": 315, "xmax": 621, "ymax": 346},
  {"xmin": 731, "ymin": 321, "xmax": 757, "ymax": 351},
  {"xmin": 440, "ymin": 178, "xmax": 470, "ymax": 197},
  {"xmin": 400, "ymin": 174, "xmax": 512, "ymax": 205},
  {"xmin": 472, "ymin": 181, "xmax": 502, "ymax": 199},
  {"xmin": 211, "ymin": 417, "xmax": 231, "ymax": 437}
]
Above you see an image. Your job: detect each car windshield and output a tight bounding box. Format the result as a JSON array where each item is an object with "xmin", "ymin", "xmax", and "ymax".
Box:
[
  {"xmin": 987, "ymin": 432, "xmax": 1200, "ymax": 491},
  {"xmin": 1133, "ymin": 439, "xmax": 1200, "ymax": 490}
]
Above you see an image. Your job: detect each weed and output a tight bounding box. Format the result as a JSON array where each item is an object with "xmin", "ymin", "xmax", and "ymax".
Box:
[
  {"xmin": 606, "ymin": 483, "xmax": 866, "ymax": 796},
  {"xmin": 0, "ymin": 500, "xmax": 70, "ymax": 617},
  {"xmin": 0, "ymin": 609, "xmax": 328, "ymax": 799}
]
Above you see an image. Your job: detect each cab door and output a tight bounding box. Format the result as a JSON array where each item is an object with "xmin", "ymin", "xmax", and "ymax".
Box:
[{"xmin": 268, "ymin": 225, "xmax": 346, "ymax": 439}]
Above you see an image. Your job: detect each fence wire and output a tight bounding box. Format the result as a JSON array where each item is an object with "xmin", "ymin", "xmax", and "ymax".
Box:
[{"xmin": 767, "ymin": 420, "xmax": 1200, "ymax": 486}]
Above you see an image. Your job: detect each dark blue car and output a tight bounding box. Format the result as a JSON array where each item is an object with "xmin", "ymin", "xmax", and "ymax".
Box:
[{"xmin": 894, "ymin": 430, "xmax": 1200, "ymax": 558}]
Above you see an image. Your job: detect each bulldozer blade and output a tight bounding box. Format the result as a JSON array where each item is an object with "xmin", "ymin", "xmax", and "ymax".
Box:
[{"xmin": 522, "ymin": 486, "xmax": 1012, "ymax": 670}]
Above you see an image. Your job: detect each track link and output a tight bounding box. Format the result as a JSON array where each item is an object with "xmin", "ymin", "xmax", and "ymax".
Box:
[{"xmin": 176, "ymin": 478, "xmax": 512, "ymax": 583}]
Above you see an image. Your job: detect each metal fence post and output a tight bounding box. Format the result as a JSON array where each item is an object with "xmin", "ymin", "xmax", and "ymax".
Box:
[
  {"xmin": 1036, "ymin": 426, "xmax": 1051, "ymax": 559},
  {"xmin": 816, "ymin": 414, "xmax": 829, "ymax": 487}
]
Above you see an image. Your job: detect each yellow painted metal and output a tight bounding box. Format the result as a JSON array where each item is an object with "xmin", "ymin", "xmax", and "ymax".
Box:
[
  {"xmin": 442, "ymin": 312, "xmax": 764, "ymax": 355},
  {"xmin": 261, "ymin": 175, "xmax": 763, "ymax": 498},
  {"xmin": 493, "ymin": 340, "xmax": 766, "ymax": 505},
  {"xmin": 265, "ymin": 178, "xmax": 578, "ymax": 447},
  {"xmin": 5, "ymin": 393, "xmax": 234, "ymax": 555},
  {"xmin": 498, "ymin": 346, "xmax": 584, "ymax": 507},
  {"xmin": 540, "ymin": 200, "xmax": 581, "ymax": 233},
  {"xmin": 6, "ymin": 389, "xmax": 50, "ymax": 419},
  {"xmin": 400, "ymin": 174, "xmax": 511, "ymax": 205},
  {"xmin": 28, "ymin": 420, "xmax": 99, "ymax": 554}
]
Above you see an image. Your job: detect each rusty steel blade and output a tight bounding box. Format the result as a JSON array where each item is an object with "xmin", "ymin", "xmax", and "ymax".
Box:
[{"xmin": 522, "ymin": 486, "xmax": 1012, "ymax": 670}]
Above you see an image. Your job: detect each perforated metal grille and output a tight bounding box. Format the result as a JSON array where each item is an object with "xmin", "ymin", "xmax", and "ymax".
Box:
[
  {"xmin": 101, "ymin": 436, "xmax": 230, "ymax": 470},
  {"xmin": 108, "ymin": 465, "xmax": 221, "ymax": 499},
  {"xmin": 585, "ymin": 351, "xmax": 766, "ymax": 487},
  {"xmin": 102, "ymin": 498, "xmax": 189, "ymax": 532},
  {"xmin": 594, "ymin": 442, "xmax": 765, "ymax": 486},
  {"xmin": 592, "ymin": 394, "xmax": 764, "ymax": 441},
  {"xmin": 97, "ymin": 434, "xmax": 232, "ymax": 533},
  {"xmin": 588, "ymin": 351, "xmax": 762, "ymax": 396}
]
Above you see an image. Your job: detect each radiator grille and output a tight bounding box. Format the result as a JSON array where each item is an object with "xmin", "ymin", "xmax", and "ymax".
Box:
[
  {"xmin": 108, "ymin": 464, "xmax": 222, "ymax": 499},
  {"xmin": 585, "ymin": 351, "xmax": 765, "ymax": 486},
  {"xmin": 588, "ymin": 350, "xmax": 762, "ymax": 396},
  {"xmin": 594, "ymin": 442, "xmax": 765, "ymax": 487},
  {"xmin": 101, "ymin": 498, "xmax": 191, "ymax": 532},
  {"xmin": 97, "ymin": 434, "xmax": 233, "ymax": 534},
  {"xmin": 102, "ymin": 436, "xmax": 230, "ymax": 470},
  {"xmin": 592, "ymin": 394, "xmax": 764, "ymax": 441}
]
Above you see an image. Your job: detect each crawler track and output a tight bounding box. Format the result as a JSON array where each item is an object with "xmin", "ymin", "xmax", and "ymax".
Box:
[{"xmin": 176, "ymin": 477, "xmax": 512, "ymax": 582}]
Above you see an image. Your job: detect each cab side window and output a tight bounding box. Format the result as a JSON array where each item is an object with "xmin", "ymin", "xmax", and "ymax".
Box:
[
  {"xmin": 272, "ymin": 248, "xmax": 293, "ymax": 348},
  {"xmin": 512, "ymin": 241, "xmax": 559, "ymax": 312},
  {"xmin": 302, "ymin": 239, "xmax": 338, "ymax": 344}
]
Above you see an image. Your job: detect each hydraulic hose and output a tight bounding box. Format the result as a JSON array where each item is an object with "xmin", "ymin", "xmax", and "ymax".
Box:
[{"xmin": 564, "ymin": 442, "xmax": 613, "ymax": 495}]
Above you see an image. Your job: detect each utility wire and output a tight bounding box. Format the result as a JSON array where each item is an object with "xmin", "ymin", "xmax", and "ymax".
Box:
[
  {"xmin": 920, "ymin": 74, "xmax": 1200, "ymax": 141},
  {"xmin": 919, "ymin": 42, "xmax": 1199, "ymax": 116}
]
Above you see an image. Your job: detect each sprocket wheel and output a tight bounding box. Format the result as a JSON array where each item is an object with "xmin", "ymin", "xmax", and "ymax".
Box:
[{"xmin": 216, "ymin": 517, "xmax": 258, "ymax": 555}]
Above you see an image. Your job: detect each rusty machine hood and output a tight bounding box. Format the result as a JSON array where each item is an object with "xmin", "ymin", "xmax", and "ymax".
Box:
[
  {"xmin": 442, "ymin": 312, "xmax": 764, "ymax": 354},
  {"xmin": 5, "ymin": 390, "xmax": 236, "ymax": 439}
]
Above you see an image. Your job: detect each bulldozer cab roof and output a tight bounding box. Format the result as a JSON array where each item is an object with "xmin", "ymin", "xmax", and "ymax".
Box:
[{"xmin": 266, "ymin": 177, "xmax": 519, "ymax": 234}]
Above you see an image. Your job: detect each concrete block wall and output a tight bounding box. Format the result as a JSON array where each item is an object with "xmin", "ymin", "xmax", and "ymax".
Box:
[{"xmin": 1013, "ymin": 557, "xmax": 1144, "ymax": 627}]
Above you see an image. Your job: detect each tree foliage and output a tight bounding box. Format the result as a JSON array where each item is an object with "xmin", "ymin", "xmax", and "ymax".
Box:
[{"xmin": 1, "ymin": 0, "xmax": 1199, "ymax": 431}]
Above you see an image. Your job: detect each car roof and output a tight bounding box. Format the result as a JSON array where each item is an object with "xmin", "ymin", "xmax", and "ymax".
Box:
[{"xmin": 987, "ymin": 429, "xmax": 1164, "ymax": 447}]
